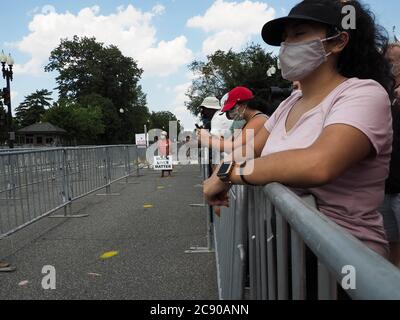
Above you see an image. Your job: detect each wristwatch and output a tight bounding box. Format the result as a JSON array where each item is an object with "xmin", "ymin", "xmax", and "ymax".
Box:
[{"xmin": 216, "ymin": 161, "xmax": 236, "ymax": 183}]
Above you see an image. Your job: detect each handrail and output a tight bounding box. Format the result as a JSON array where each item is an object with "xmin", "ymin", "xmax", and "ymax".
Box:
[{"xmin": 264, "ymin": 183, "xmax": 400, "ymax": 300}]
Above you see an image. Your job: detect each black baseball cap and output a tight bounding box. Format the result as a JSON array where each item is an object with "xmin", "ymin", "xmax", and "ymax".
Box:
[{"xmin": 261, "ymin": 0, "xmax": 342, "ymax": 46}]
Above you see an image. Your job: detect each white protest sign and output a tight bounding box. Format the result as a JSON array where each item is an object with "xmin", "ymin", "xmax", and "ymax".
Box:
[
  {"xmin": 135, "ymin": 133, "xmax": 147, "ymax": 148},
  {"xmin": 153, "ymin": 156, "xmax": 173, "ymax": 170}
]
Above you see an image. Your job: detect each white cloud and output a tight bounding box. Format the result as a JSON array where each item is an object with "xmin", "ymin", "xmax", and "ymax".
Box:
[
  {"xmin": 187, "ymin": 0, "xmax": 276, "ymax": 55},
  {"xmin": 171, "ymin": 81, "xmax": 198, "ymax": 130},
  {"xmin": 12, "ymin": 4, "xmax": 193, "ymax": 77},
  {"xmin": 139, "ymin": 36, "xmax": 193, "ymax": 76},
  {"xmin": 152, "ymin": 4, "xmax": 166, "ymax": 15},
  {"xmin": 41, "ymin": 5, "xmax": 56, "ymax": 15}
]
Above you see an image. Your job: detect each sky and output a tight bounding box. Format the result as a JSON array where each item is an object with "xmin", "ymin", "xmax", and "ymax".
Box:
[{"xmin": 0, "ymin": 0, "xmax": 399, "ymax": 132}]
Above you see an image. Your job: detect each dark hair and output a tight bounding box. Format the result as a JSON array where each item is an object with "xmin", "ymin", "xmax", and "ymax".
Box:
[
  {"xmin": 245, "ymin": 88, "xmax": 284, "ymax": 116},
  {"xmin": 319, "ymin": 0, "xmax": 395, "ymax": 98}
]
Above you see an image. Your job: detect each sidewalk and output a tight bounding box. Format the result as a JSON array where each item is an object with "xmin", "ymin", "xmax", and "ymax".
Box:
[{"xmin": 0, "ymin": 165, "xmax": 218, "ymax": 300}]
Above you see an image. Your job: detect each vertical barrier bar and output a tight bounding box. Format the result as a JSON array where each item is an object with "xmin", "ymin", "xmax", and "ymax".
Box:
[
  {"xmin": 105, "ymin": 147, "xmax": 111, "ymax": 194},
  {"xmin": 291, "ymin": 229, "xmax": 306, "ymax": 300},
  {"xmin": 234, "ymin": 185, "xmax": 248, "ymax": 300},
  {"xmin": 204, "ymin": 163, "xmax": 214, "ymax": 251},
  {"xmin": 276, "ymin": 211, "xmax": 289, "ymax": 300},
  {"xmin": 124, "ymin": 146, "xmax": 129, "ymax": 182},
  {"xmin": 185, "ymin": 147, "xmax": 214, "ymax": 255},
  {"xmin": 318, "ymin": 262, "xmax": 337, "ymax": 300},
  {"xmin": 257, "ymin": 188, "xmax": 268, "ymax": 300},
  {"xmin": 247, "ymin": 188, "xmax": 257, "ymax": 300},
  {"xmin": 266, "ymin": 200, "xmax": 277, "ymax": 300},
  {"xmin": 62, "ymin": 148, "xmax": 72, "ymax": 216},
  {"xmin": 9, "ymin": 153, "xmax": 18, "ymax": 228}
]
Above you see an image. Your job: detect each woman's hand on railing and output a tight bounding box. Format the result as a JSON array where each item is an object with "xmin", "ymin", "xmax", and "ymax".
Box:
[{"xmin": 203, "ymin": 174, "xmax": 230, "ymax": 207}]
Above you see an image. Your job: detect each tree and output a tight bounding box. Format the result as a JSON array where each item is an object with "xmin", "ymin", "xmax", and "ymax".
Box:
[
  {"xmin": 149, "ymin": 111, "xmax": 182, "ymax": 134},
  {"xmin": 186, "ymin": 44, "xmax": 290, "ymax": 116},
  {"xmin": 15, "ymin": 89, "xmax": 53, "ymax": 128},
  {"xmin": 45, "ymin": 36, "xmax": 149, "ymax": 143},
  {"xmin": 42, "ymin": 99, "xmax": 105, "ymax": 145}
]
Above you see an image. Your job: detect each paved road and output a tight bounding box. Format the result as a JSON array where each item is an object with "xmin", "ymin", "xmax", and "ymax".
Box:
[{"xmin": 0, "ymin": 165, "xmax": 218, "ymax": 300}]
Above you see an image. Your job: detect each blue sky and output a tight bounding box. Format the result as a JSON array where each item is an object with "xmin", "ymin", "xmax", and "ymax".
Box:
[{"xmin": 0, "ymin": 0, "xmax": 399, "ymax": 132}]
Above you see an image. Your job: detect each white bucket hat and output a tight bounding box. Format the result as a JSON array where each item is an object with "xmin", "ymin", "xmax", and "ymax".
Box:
[{"xmin": 200, "ymin": 96, "xmax": 220, "ymax": 110}]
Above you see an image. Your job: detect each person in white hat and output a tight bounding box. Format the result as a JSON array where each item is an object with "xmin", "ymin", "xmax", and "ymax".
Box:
[
  {"xmin": 199, "ymin": 97, "xmax": 233, "ymax": 138},
  {"xmin": 198, "ymin": 88, "xmax": 269, "ymax": 156}
]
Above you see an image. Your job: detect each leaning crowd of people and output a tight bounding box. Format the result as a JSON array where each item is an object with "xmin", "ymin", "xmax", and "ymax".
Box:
[
  {"xmin": 2, "ymin": 1, "xmax": 400, "ymax": 295},
  {"xmin": 196, "ymin": 0, "xmax": 400, "ymax": 277}
]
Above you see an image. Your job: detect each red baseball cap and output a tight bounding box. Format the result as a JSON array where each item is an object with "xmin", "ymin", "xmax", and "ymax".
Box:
[{"xmin": 221, "ymin": 87, "xmax": 254, "ymax": 113}]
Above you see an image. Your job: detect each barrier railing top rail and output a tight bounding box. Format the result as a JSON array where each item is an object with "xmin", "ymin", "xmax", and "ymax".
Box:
[
  {"xmin": 264, "ymin": 183, "xmax": 400, "ymax": 300},
  {"xmin": 207, "ymin": 145, "xmax": 400, "ymax": 299},
  {"xmin": 0, "ymin": 145, "xmax": 137, "ymax": 156},
  {"xmin": 0, "ymin": 145, "xmax": 139, "ymax": 238}
]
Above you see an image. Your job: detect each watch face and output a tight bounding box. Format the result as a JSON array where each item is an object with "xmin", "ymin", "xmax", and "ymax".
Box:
[{"xmin": 218, "ymin": 163, "xmax": 232, "ymax": 176}]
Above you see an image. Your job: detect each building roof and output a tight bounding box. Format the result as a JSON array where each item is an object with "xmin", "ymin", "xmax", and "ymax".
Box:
[{"xmin": 17, "ymin": 122, "xmax": 67, "ymax": 134}]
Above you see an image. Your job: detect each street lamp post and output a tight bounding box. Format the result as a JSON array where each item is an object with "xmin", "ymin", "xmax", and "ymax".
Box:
[{"xmin": 0, "ymin": 51, "xmax": 14, "ymax": 148}]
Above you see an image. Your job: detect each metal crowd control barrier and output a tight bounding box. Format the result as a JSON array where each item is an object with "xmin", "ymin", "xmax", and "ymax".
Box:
[
  {"xmin": 0, "ymin": 145, "xmax": 139, "ymax": 238},
  {"xmin": 210, "ymin": 177, "xmax": 400, "ymax": 300},
  {"xmin": 185, "ymin": 147, "xmax": 214, "ymax": 254}
]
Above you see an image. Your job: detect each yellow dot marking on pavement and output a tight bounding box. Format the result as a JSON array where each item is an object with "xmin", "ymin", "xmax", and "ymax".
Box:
[
  {"xmin": 143, "ymin": 204, "xmax": 153, "ymax": 208},
  {"xmin": 100, "ymin": 251, "xmax": 119, "ymax": 259}
]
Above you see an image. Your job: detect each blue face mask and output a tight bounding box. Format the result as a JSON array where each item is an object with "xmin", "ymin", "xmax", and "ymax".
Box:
[{"xmin": 227, "ymin": 105, "xmax": 247, "ymax": 121}]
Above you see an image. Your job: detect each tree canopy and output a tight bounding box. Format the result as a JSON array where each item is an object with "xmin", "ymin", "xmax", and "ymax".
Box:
[
  {"xmin": 42, "ymin": 98, "xmax": 105, "ymax": 145},
  {"xmin": 186, "ymin": 44, "xmax": 290, "ymax": 116},
  {"xmin": 15, "ymin": 89, "xmax": 53, "ymax": 129},
  {"xmin": 44, "ymin": 35, "xmax": 150, "ymax": 144},
  {"xmin": 149, "ymin": 111, "xmax": 182, "ymax": 134}
]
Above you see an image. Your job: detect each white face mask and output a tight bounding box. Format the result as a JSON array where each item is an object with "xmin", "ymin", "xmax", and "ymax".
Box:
[{"xmin": 279, "ymin": 34, "xmax": 340, "ymax": 81}]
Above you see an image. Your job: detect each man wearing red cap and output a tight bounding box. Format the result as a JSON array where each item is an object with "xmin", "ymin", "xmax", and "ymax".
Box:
[{"xmin": 198, "ymin": 87, "xmax": 268, "ymax": 158}]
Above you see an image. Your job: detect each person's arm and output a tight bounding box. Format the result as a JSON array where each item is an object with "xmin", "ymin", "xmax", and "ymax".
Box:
[
  {"xmin": 217, "ymin": 117, "xmax": 268, "ymax": 153},
  {"xmin": 224, "ymin": 125, "xmax": 270, "ymax": 163},
  {"xmin": 199, "ymin": 117, "xmax": 268, "ymax": 156},
  {"xmin": 204, "ymin": 124, "xmax": 373, "ymax": 206}
]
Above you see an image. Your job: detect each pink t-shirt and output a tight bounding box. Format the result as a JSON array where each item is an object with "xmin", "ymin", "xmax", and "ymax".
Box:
[
  {"xmin": 262, "ymin": 78, "xmax": 393, "ymax": 257},
  {"xmin": 158, "ymin": 139, "xmax": 171, "ymax": 156}
]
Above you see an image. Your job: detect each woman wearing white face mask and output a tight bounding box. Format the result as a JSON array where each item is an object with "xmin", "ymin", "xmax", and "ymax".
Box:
[
  {"xmin": 203, "ymin": 0, "xmax": 396, "ymax": 260},
  {"xmin": 198, "ymin": 87, "xmax": 269, "ymax": 155}
]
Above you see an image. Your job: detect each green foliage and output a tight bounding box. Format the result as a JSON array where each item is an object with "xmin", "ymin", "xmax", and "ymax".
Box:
[
  {"xmin": 44, "ymin": 35, "xmax": 149, "ymax": 144},
  {"xmin": 15, "ymin": 89, "xmax": 53, "ymax": 128},
  {"xmin": 149, "ymin": 111, "xmax": 182, "ymax": 134},
  {"xmin": 186, "ymin": 44, "xmax": 290, "ymax": 116},
  {"xmin": 42, "ymin": 99, "xmax": 105, "ymax": 145}
]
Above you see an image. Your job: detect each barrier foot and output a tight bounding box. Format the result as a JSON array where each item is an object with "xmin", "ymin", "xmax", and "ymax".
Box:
[
  {"xmin": 185, "ymin": 246, "xmax": 214, "ymax": 254},
  {"xmin": 118, "ymin": 182, "xmax": 140, "ymax": 185},
  {"xmin": 50, "ymin": 214, "xmax": 89, "ymax": 218},
  {"xmin": 95, "ymin": 193, "xmax": 121, "ymax": 196},
  {"xmin": 189, "ymin": 204, "xmax": 206, "ymax": 207}
]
